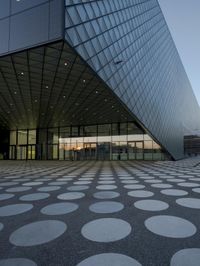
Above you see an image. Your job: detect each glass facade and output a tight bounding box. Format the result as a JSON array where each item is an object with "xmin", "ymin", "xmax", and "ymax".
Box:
[
  {"xmin": 65, "ymin": 0, "xmax": 200, "ymax": 160},
  {"xmin": 9, "ymin": 122, "xmax": 169, "ymax": 161}
]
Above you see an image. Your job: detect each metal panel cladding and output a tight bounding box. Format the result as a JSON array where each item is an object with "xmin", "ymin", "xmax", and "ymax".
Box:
[
  {"xmin": 64, "ymin": 0, "xmax": 200, "ymax": 160},
  {"xmin": 0, "ymin": 0, "xmax": 64, "ymax": 56}
]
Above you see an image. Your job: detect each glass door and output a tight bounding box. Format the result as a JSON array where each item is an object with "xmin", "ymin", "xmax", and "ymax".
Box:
[
  {"xmin": 128, "ymin": 141, "xmax": 144, "ymax": 160},
  {"xmin": 28, "ymin": 145, "xmax": 36, "ymax": 160},
  {"xmin": 83, "ymin": 143, "xmax": 97, "ymax": 160},
  {"xmin": 17, "ymin": 145, "xmax": 27, "ymax": 160},
  {"xmin": 135, "ymin": 141, "xmax": 144, "ymax": 160},
  {"xmin": 9, "ymin": 146, "xmax": 16, "ymax": 160},
  {"xmin": 128, "ymin": 142, "xmax": 136, "ymax": 160}
]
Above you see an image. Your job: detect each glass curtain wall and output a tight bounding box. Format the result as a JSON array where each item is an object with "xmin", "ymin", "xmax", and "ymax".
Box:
[{"xmin": 9, "ymin": 122, "xmax": 169, "ymax": 160}]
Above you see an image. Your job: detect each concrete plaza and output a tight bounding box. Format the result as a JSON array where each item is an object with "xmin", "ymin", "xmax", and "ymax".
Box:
[{"xmin": 0, "ymin": 159, "xmax": 200, "ymax": 265}]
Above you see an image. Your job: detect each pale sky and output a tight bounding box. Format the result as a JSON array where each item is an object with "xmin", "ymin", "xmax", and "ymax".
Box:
[{"xmin": 158, "ymin": 0, "xmax": 200, "ymax": 105}]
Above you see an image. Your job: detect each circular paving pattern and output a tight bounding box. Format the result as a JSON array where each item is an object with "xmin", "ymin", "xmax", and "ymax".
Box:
[
  {"xmin": 121, "ymin": 180, "xmax": 139, "ymax": 184},
  {"xmin": 144, "ymin": 180, "xmax": 163, "ymax": 184},
  {"xmin": 96, "ymin": 185, "xmax": 117, "ymax": 190},
  {"xmin": 134, "ymin": 200, "xmax": 169, "ymax": 211},
  {"xmin": 176, "ymin": 198, "xmax": 200, "ymax": 209},
  {"xmin": 22, "ymin": 182, "xmax": 43, "ymax": 186},
  {"xmin": 98, "ymin": 181, "xmax": 115, "ymax": 184},
  {"xmin": 128, "ymin": 190, "xmax": 154, "ymax": 198},
  {"xmin": 67, "ymin": 185, "xmax": 89, "ymax": 191},
  {"xmin": 167, "ymin": 179, "xmax": 186, "ymax": 183},
  {"xmin": 151, "ymin": 184, "xmax": 173, "ymax": 189},
  {"xmin": 74, "ymin": 181, "xmax": 91, "ymax": 185},
  {"xmin": 6, "ymin": 186, "xmax": 32, "ymax": 193},
  {"xmin": 93, "ymin": 191, "xmax": 120, "ymax": 199},
  {"xmin": 0, "ymin": 258, "xmax": 37, "ymax": 266},
  {"xmin": 81, "ymin": 218, "xmax": 131, "ymax": 242},
  {"xmin": 145, "ymin": 215, "xmax": 196, "ymax": 238},
  {"xmin": 20, "ymin": 193, "xmax": 49, "ymax": 201},
  {"xmin": 9, "ymin": 220, "xmax": 67, "ymax": 246},
  {"xmin": 89, "ymin": 201, "xmax": 124, "ymax": 214},
  {"xmin": 37, "ymin": 186, "xmax": 61, "ymax": 192},
  {"xmin": 41, "ymin": 202, "xmax": 78, "ymax": 215},
  {"xmin": 124, "ymin": 184, "xmax": 145, "ymax": 190},
  {"xmin": 57, "ymin": 192, "xmax": 85, "ymax": 200},
  {"xmin": 48, "ymin": 182, "xmax": 67, "ymax": 186},
  {"xmin": 0, "ymin": 204, "xmax": 33, "ymax": 217},
  {"xmin": 160, "ymin": 189, "xmax": 188, "ymax": 196},
  {"xmin": 170, "ymin": 248, "xmax": 200, "ymax": 266},
  {"xmin": 77, "ymin": 253, "xmax": 142, "ymax": 266},
  {"xmin": 0, "ymin": 193, "xmax": 14, "ymax": 201},
  {"xmin": 178, "ymin": 182, "xmax": 199, "ymax": 188},
  {"xmin": 192, "ymin": 188, "xmax": 200, "ymax": 194},
  {"xmin": 0, "ymin": 182, "xmax": 19, "ymax": 186}
]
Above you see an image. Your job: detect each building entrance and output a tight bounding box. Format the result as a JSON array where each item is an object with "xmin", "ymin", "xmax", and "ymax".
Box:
[{"xmin": 128, "ymin": 141, "xmax": 144, "ymax": 160}]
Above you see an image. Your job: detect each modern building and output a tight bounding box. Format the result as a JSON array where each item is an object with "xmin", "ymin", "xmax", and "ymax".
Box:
[{"xmin": 0, "ymin": 0, "xmax": 199, "ymax": 161}]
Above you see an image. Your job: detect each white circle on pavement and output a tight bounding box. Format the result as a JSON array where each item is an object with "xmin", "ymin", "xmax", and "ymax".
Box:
[
  {"xmin": 9, "ymin": 220, "xmax": 67, "ymax": 246},
  {"xmin": 145, "ymin": 215, "xmax": 196, "ymax": 238},
  {"xmin": 73, "ymin": 181, "xmax": 91, "ymax": 185},
  {"xmin": 98, "ymin": 181, "xmax": 116, "ymax": 184},
  {"xmin": 96, "ymin": 185, "xmax": 117, "ymax": 190},
  {"xmin": 134, "ymin": 200, "xmax": 169, "ymax": 211},
  {"xmin": 0, "ymin": 193, "xmax": 14, "ymax": 201},
  {"xmin": 170, "ymin": 248, "xmax": 200, "ymax": 266},
  {"xmin": 6, "ymin": 187, "xmax": 32, "ymax": 193},
  {"xmin": 48, "ymin": 182, "xmax": 67, "ymax": 186},
  {"xmin": 20, "ymin": 193, "xmax": 49, "ymax": 201},
  {"xmin": 151, "ymin": 184, "xmax": 173, "ymax": 189},
  {"xmin": 0, "ymin": 204, "xmax": 33, "ymax": 216},
  {"xmin": 37, "ymin": 186, "xmax": 61, "ymax": 192},
  {"xmin": 144, "ymin": 180, "xmax": 162, "ymax": 184},
  {"xmin": 89, "ymin": 201, "xmax": 124, "ymax": 214},
  {"xmin": 67, "ymin": 186, "xmax": 89, "ymax": 191},
  {"xmin": 77, "ymin": 253, "xmax": 142, "ymax": 266},
  {"xmin": 176, "ymin": 198, "xmax": 200, "ymax": 209},
  {"xmin": 178, "ymin": 183, "xmax": 199, "ymax": 188},
  {"xmin": 128, "ymin": 190, "xmax": 154, "ymax": 198},
  {"xmin": 57, "ymin": 192, "xmax": 85, "ymax": 200},
  {"xmin": 121, "ymin": 180, "xmax": 139, "ymax": 184},
  {"xmin": 41, "ymin": 202, "xmax": 78, "ymax": 215},
  {"xmin": 0, "ymin": 258, "xmax": 37, "ymax": 266},
  {"xmin": 161, "ymin": 189, "xmax": 188, "ymax": 196},
  {"xmin": 23, "ymin": 182, "xmax": 43, "ymax": 186},
  {"xmin": 93, "ymin": 191, "xmax": 120, "ymax": 199},
  {"xmin": 0, "ymin": 182, "xmax": 19, "ymax": 186},
  {"xmin": 167, "ymin": 179, "xmax": 185, "ymax": 183},
  {"xmin": 124, "ymin": 185, "xmax": 145, "ymax": 190},
  {"xmin": 192, "ymin": 188, "xmax": 200, "ymax": 194},
  {"xmin": 81, "ymin": 218, "xmax": 131, "ymax": 242}
]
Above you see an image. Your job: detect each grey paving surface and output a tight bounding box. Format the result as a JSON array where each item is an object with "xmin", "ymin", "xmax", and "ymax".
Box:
[{"xmin": 0, "ymin": 158, "xmax": 200, "ymax": 265}]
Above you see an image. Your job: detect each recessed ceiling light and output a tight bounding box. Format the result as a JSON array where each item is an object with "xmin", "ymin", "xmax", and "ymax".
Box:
[
  {"xmin": 95, "ymin": 90, "xmax": 98, "ymax": 94},
  {"xmin": 83, "ymin": 79, "xmax": 86, "ymax": 83},
  {"xmin": 20, "ymin": 72, "xmax": 24, "ymax": 76},
  {"xmin": 63, "ymin": 95, "xmax": 66, "ymax": 98},
  {"xmin": 34, "ymin": 99, "xmax": 38, "ymax": 103},
  {"xmin": 64, "ymin": 62, "xmax": 68, "ymax": 66},
  {"xmin": 45, "ymin": 85, "xmax": 49, "ymax": 89},
  {"xmin": 14, "ymin": 91, "xmax": 17, "ymax": 94}
]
